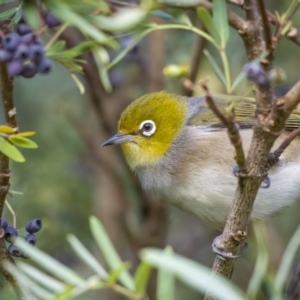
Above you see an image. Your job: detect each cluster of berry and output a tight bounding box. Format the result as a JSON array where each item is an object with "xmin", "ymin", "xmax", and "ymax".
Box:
[
  {"xmin": 243, "ymin": 62, "xmax": 270, "ymax": 87},
  {"xmin": 0, "ymin": 11, "xmax": 60, "ymax": 78},
  {"xmin": 1, "ymin": 217, "xmax": 42, "ymax": 258}
]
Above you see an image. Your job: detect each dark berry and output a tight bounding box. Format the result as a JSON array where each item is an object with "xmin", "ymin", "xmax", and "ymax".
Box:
[
  {"xmin": 8, "ymin": 244, "xmax": 22, "ymax": 257},
  {"xmin": 17, "ymin": 23, "xmax": 32, "ymax": 36},
  {"xmin": 243, "ymin": 62, "xmax": 264, "ymax": 80},
  {"xmin": 25, "ymin": 233, "xmax": 36, "ymax": 245},
  {"xmin": 243, "ymin": 62, "xmax": 270, "ymax": 87},
  {"xmin": 7, "ymin": 60, "xmax": 23, "ymax": 76},
  {"xmin": 29, "ymin": 44, "xmax": 44, "ymax": 62},
  {"xmin": 20, "ymin": 64, "xmax": 37, "ymax": 78},
  {"xmin": 44, "ymin": 12, "xmax": 61, "ymax": 28},
  {"xmin": 1, "ymin": 33, "xmax": 21, "ymax": 51},
  {"xmin": 25, "ymin": 219, "xmax": 42, "ymax": 233},
  {"xmin": 15, "ymin": 44, "xmax": 30, "ymax": 61},
  {"xmin": 0, "ymin": 50, "xmax": 13, "ymax": 62},
  {"xmin": 0, "ymin": 217, "xmax": 8, "ymax": 230},
  {"xmin": 4, "ymin": 226, "xmax": 18, "ymax": 243},
  {"xmin": 21, "ymin": 33, "xmax": 35, "ymax": 45},
  {"xmin": 37, "ymin": 57, "xmax": 52, "ymax": 74}
]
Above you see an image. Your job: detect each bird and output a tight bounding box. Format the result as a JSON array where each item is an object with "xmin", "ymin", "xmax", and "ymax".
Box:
[{"xmin": 102, "ymin": 91, "xmax": 300, "ymax": 229}]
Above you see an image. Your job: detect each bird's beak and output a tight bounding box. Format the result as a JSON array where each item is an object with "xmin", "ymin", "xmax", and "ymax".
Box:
[{"xmin": 101, "ymin": 133, "xmax": 133, "ymax": 146}]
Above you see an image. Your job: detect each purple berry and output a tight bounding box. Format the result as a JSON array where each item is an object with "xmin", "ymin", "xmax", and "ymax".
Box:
[
  {"xmin": 37, "ymin": 57, "xmax": 52, "ymax": 74},
  {"xmin": 8, "ymin": 244, "xmax": 22, "ymax": 257},
  {"xmin": 25, "ymin": 233, "xmax": 36, "ymax": 245},
  {"xmin": 25, "ymin": 219, "xmax": 42, "ymax": 233},
  {"xmin": 0, "ymin": 49, "xmax": 13, "ymax": 62},
  {"xmin": 17, "ymin": 23, "xmax": 32, "ymax": 36},
  {"xmin": 21, "ymin": 33, "xmax": 35, "ymax": 45},
  {"xmin": 44, "ymin": 12, "xmax": 61, "ymax": 28},
  {"xmin": 20, "ymin": 64, "xmax": 37, "ymax": 78},
  {"xmin": 7, "ymin": 60, "xmax": 23, "ymax": 76},
  {"xmin": 15, "ymin": 44, "xmax": 30, "ymax": 61},
  {"xmin": 29, "ymin": 44, "xmax": 44, "ymax": 62},
  {"xmin": 1, "ymin": 33, "xmax": 21, "ymax": 51},
  {"xmin": 0, "ymin": 217, "xmax": 8, "ymax": 230},
  {"xmin": 243, "ymin": 62, "xmax": 270, "ymax": 87},
  {"xmin": 4, "ymin": 226, "xmax": 18, "ymax": 243}
]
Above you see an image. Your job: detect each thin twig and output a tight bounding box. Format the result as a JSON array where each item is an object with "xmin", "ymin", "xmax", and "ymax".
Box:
[{"xmin": 5, "ymin": 199, "xmax": 16, "ymax": 229}]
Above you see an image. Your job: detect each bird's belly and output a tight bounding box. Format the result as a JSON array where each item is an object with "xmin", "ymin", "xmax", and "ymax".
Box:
[{"xmin": 138, "ymin": 160, "xmax": 300, "ymax": 228}]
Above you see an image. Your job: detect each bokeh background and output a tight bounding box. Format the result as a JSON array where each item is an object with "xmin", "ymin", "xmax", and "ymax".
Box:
[{"xmin": 1, "ymin": 1, "xmax": 300, "ymax": 299}]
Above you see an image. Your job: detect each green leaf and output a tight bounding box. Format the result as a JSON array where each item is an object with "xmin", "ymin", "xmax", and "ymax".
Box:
[
  {"xmin": 151, "ymin": 10, "xmax": 177, "ymax": 22},
  {"xmin": 9, "ymin": 136, "xmax": 38, "ymax": 149},
  {"xmin": 13, "ymin": 131, "xmax": 36, "ymax": 138},
  {"xmin": 106, "ymin": 262, "xmax": 131, "ymax": 285},
  {"xmin": 204, "ymin": 49, "xmax": 226, "ymax": 87},
  {"xmin": 231, "ymin": 69, "xmax": 247, "ymax": 92},
  {"xmin": 197, "ymin": 8, "xmax": 220, "ymax": 45},
  {"xmin": 141, "ymin": 248, "xmax": 246, "ymax": 300},
  {"xmin": 18, "ymin": 262, "xmax": 65, "ymax": 293},
  {"xmin": 274, "ymin": 224, "xmax": 300, "ymax": 298},
  {"xmin": 134, "ymin": 262, "xmax": 152, "ymax": 296},
  {"xmin": 15, "ymin": 238, "xmax": 84, "ymax": 286},
  {"xmin": 93, "ymin": 8, "xmax": 147, "ymax": 32},
  {"xmin": 0, "ymin": 137, "xmax": 25, "ymax": 163},
  {"xmin": 212, "ymin": 0, "xmax": 229, "ymax": 47},
  {"xmin": 51, "ymin": 4, "xmax": 117, "ymax": 48},
  {"xmin": 0, "ymin": 7, "xmax": 18, "ymax": 21},
  {"xmin": 89, "ymin": 216, "xmax": 135, "ymax": 290},
  {"xmin": 71, "ymin": 74, "xmax": 85, "ymax": 95},
  {"xmin": 67, "ymin": 234, "xmax": 108, "ymax": 279},
  {"xmin": 157, "ymin": 247, "xmax": 175, "ymax": 300},
  {"xmin": 247, "ymin": 224, "xmax": 269, "ymax": 300},
  {"xmin": 23, "ymin": 2, "xmax": 40, "ymax": 29},
  {"xmin": 0, "ymin": 125, "xmax": 14, "ymax": 134},
  {"xmin": 46, "ymin": 41, "xmax": 66, "ymax": 55},
  {"xmin": 93, "ymin": 50, "xmax": 112, "ymax": 93}
]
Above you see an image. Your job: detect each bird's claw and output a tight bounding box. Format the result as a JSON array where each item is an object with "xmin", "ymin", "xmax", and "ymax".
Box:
[
  {"xmin": 260, "ymin": 175, "xmax": 271, "ymax": 189},
  {"xmin": 212, "ymin": 236, "xmax": 241, "ymax": 260},
  {"xmin": 233, "ymin": 165, "xmax": 271, "ymax": 189},
  {"xmin": 212, "ymin": 236, "xmax": 248, "ymax": 260}
]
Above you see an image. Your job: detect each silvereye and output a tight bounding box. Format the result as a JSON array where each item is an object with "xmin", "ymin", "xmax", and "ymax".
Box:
[{"xmin": 102, "ymin": 91, "xmax": 300, "ymax": 228}]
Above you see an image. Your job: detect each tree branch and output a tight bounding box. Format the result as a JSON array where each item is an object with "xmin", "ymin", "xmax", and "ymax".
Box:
[{"xmin": 0, "ymin": 63, "xmax": 22, "ymax": 296}]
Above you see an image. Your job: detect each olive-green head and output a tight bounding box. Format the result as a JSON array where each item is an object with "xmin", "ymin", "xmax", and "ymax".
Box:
[{"xmin": 102, "ymin": 91, "xmax": 188, "ymax": 170}]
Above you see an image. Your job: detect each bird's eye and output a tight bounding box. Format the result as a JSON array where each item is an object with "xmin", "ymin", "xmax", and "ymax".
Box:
[{"xmin": 139, "ymin": 120, "xmax": 156, "ymax": 137}]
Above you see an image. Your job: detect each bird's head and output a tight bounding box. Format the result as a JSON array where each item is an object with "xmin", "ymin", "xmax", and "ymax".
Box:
[{"xmin": 102, "ymin": 91, "xmax": 188, "ymax": 170}]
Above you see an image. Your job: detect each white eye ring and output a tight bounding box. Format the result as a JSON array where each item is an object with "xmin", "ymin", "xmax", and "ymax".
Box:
[{"xmin": 139, "ymin": 120, "xmax": 156, "ymax": 137}]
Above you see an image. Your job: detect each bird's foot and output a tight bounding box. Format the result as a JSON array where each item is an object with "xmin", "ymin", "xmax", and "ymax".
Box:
[
  {"xmin": 233, "ymin": 166, "xmax": 271, "ymax": 189},
  {"xmin": 212, "ymin": 236, "xmax": 242, "ymax": 260}
]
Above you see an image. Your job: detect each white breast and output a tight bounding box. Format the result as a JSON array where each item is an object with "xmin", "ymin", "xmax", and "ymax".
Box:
[{"xmin": 136, "ymin": 127, "xmax": 300, "ymax": 228}]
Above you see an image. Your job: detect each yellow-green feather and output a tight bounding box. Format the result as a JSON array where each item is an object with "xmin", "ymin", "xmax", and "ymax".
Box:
[{"xmin": 118, "ymin": 91, "xmax": 187, "ymax": 170}]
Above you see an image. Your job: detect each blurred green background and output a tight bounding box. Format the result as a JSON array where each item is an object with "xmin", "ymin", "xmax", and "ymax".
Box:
[{"xmin": 1, "ymin": 1, "xmax": 300, "ymax": 299}]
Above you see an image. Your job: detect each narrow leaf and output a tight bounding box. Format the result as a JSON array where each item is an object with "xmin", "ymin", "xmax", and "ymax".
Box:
[
  {"xmin": 18, "ymin": 262, "xmax": 65, "ymax": 293},
  {"xmin": 157, "ymin": 247, "xmax": 175, "ymax": 300},
  {"xmin": 93, "ymin": 50, "xmax": 112, "ymax": 93},
  {"xmin": 247, "ymin": 224, "xmax": 269, "ymax": 300},
  {"xmin": 274, "ymin": 224, "xmax": 300, "ymax": 296},
  {"xmin": 197, "ymin": 8, "xmax": 220, "ymax": 45},
  {"xmin": 106, "ymin": 262, "xmax": 131, "ymax": 285},
  {"xmin": 13, "ymin": 131, "xmax": 36, "ymax": 137},
  {"xmin": 212, "ymin": 0, "xmax": 229, "ymax": 47},
  {"xmin": 0, "ymin": 125, "xmax": 15, "ymax": 133},
  {"xmin": 89, "ymin": 216, "xmax": 135, "ymax": 290},
  {"xmin": 52, "ymin": 5, "xmax": 117, "ymax": 48},
  {"xmin": 204, "ymin": 49, "xmax": 226, "ymax": 87},
  {"xmin": 141, "ymin": 248, "xmax": 246, "ymax": 300},
  {"xmin": 0, "ymin": 138, "xmax": 25, "ymax": 162},
  {"xmin": 9, "ymin": 136, "xmax": 38, "ymax": 149},
  {"xmin": 67, "ymin": 234, "xmax": 108, "ymax": 279},
  {"xmin": 15, "ymin": 238, "xmax": 84, "ymax": 285},
  {"xmin": 71, "ymin": 74, "xmax": 85, "ymax": 95},
  {"xmin": 134, "ymin": 262, "xmax": 152, "ymax": 296},
  {"xmin": 231, "ymin": 69, "xmax": 247, "ymax": 92},
  {"xmin": 0, "ymin": 7, "xmax": 18, "ymax": 21}
]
